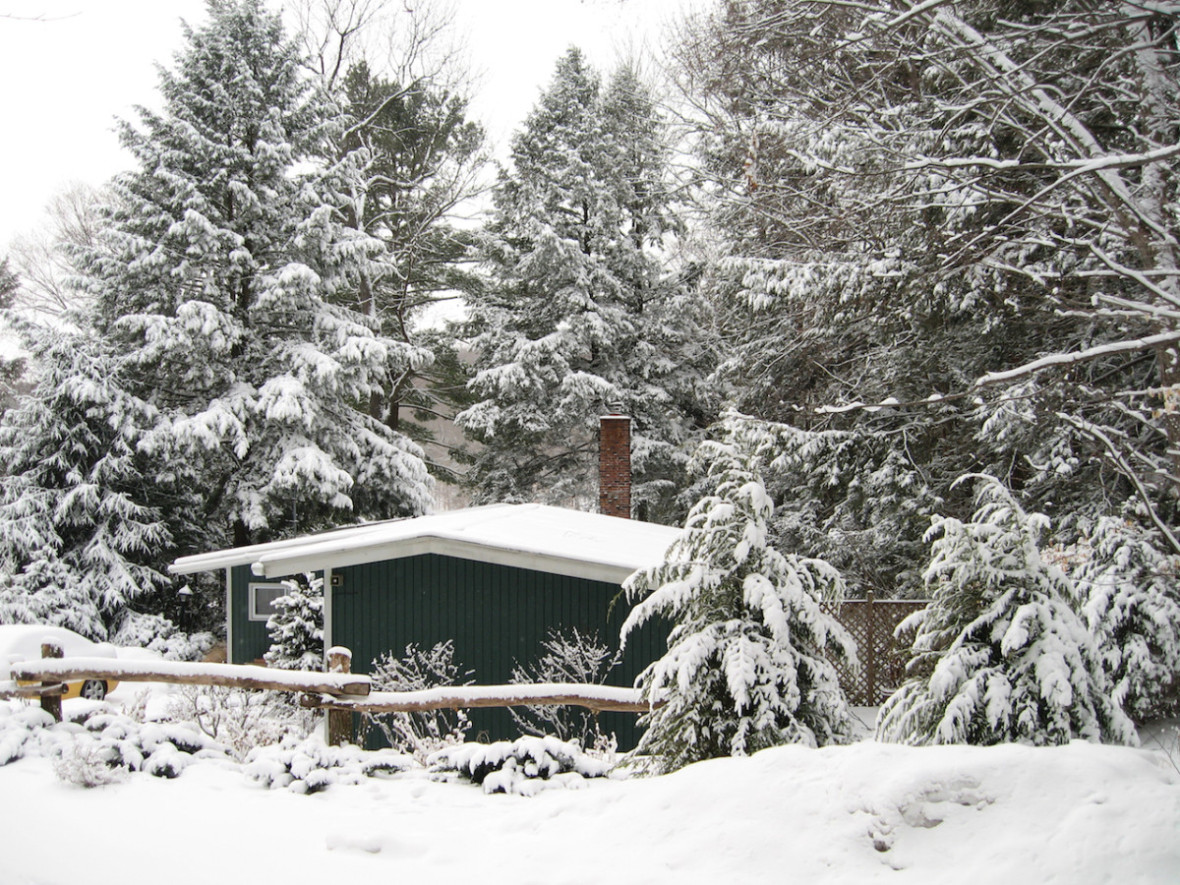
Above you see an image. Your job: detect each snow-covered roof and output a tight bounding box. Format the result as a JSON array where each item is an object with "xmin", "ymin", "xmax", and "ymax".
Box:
[{"xmin": 169, "ymin": 503, "xmax": 680, "ymax": 585}]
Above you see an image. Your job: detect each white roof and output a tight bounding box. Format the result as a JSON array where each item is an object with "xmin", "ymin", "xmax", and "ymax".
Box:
[{"xmin": 169, "ymin": 503, "xmax": 680, "ymax": 585}]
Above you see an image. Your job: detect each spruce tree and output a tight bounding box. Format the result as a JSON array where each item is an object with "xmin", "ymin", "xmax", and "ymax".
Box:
[
  {"xmin": 673, "ymin": 0, "xmax": 1180, "ymax": 600},
  {"xmin": 622, "ymin": 432, "xmax": 857, "ymax": 773},
  {"xmin": 75, "ymin": 0, "xmax": 431, "ymax": 549},
  {"xmin": 0, "ymin": 330, "xmax": 174, "ymax": 640},
  {"xmin": 876, "ymin": 476, "xmax": 1137, "ymax": 747},
  {"xmin": 264, "ymin": 573, "xmax": 324, "ymax": 670},
  {"xmin": 458, "ymin": 50, "xmax": 712, "ymax": 518}
]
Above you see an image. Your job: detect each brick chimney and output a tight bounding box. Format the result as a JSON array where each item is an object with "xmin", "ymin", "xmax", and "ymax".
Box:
[{"xmin": 599, "ymin": 414, "xmax": 632, "ymax": 519}]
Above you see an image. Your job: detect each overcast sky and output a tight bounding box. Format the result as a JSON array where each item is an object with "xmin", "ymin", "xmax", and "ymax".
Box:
[{"xmin": 0, "ymin": 0, "xmax": 700, "ymax": 250}]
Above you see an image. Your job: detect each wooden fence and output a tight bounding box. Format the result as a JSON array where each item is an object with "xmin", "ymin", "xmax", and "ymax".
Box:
[
  {"xmin": 4, "ymin": 642, "xmax": 650, "ymax": 746},
  {"xmin": 5, "ymin": 598, "xmax": 929, "ymax": 740},
  {"xmin": 827, "ymin": 594, "xmax": 926, "ymax": 705}
]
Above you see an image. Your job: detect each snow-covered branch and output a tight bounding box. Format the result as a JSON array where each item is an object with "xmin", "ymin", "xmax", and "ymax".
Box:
[{"xmin": 976, "ymin": 332, "xmax": 1180, "ymax": 387}]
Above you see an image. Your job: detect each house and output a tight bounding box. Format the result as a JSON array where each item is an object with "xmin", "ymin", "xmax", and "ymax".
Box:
[{"xmin": 169, "ymin": 417, "xmax": 680, "ymax": 746}]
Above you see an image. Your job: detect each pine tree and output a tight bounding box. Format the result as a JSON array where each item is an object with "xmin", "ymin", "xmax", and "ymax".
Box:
[
  {"xmin": 876, "ymin": 476, "xmax": 1136, "ymax": 747},
  {"xmin": 75, "ymin": 0, "xmax": 431, "ymax": 549},
  {"xmin": 622, "ymin": 432, "xmax": 857, "ymax": 773},
  {"xmin": 458, "ymin": 50, "xmax": 712, "ymax": 518},
  {"xmin": 330, "ymin": 60, "xmax": 484, "ymax": 453},
  {"xmin": 0, "ymin": 329, "xmax": 174, "ymax": 640},
  {"xmin": 1074, "ymin": 517, "xmax": 1180, "ymax": 723},
  {"xmin": 264, "ymin": 573, "xmax": 324, "ymax": 670}
]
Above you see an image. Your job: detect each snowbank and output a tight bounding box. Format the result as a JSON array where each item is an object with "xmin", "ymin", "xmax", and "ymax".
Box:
[{"xmin": 0, "ymin": 707, "xmax": 1175, "ymax": 884}]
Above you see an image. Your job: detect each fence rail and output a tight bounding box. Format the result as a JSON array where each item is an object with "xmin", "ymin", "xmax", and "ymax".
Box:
[
  {"xmin": 10, "ymin": 656, "xmax": 371, "ymax": 697},
  {"xmin": 7, "ymin": 643, "xmax": 649, "ymax": 744}
]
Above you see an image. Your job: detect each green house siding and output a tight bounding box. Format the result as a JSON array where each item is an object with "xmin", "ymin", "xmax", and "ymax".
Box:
[
  {"xmin": 334, "ymin": 554, "xmax": 663, "ymax": 749},
  {"xmin": 229, "ymin": 553, "xmax": 665, "ymax": 748},
  {"xmin": 230, "ymin": 564, "xmax": 284, "ymax": 665}
]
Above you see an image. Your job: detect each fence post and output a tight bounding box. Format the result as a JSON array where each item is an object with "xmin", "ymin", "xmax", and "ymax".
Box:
[
  {"xmin": 40, "ymin": 642, "xmax": 63, "ymax": 722},
  {"xmin": 326, "ymin": 647, "xmax": 352, "ymax": 747}
]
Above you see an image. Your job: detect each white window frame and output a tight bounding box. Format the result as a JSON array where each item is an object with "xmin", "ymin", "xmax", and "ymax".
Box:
[{"xmin": 248, "ymin": 582, "xmax": 288, "ymax": 622}]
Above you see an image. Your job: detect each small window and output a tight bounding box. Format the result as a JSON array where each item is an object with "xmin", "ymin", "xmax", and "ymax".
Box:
[{"xmin": 249, "ymin": 583, "xmax": 288, "ymax": 622}]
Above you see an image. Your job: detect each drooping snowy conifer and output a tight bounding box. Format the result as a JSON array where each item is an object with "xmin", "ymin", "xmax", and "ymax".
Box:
[
  {"xmin": 459, "ymin": 50, "xmax": 712, "ymax": 518},
  {"xmin": 0, "ymin": 257, "xmax": 23, "ymax": 413},
  {"xmin": 75, "ymin": 0, "xmax": 431, "ymax": 548},
  {"xmin": 0, "ymin": 329, "xmax": 173, "ymax": 639},
  {"xmin": 264, "ymin": 573, "xmax": 324, "ymax": 671},
  {"xmin": 1074, "ymin": 517, "xmax": 1180, "ymax": 722},
  {"xmin": 877, "ymin": 476, "xmax": 1136, "ymax": 747},
  {"xmin": 622, "ymin": 436, "xmax": 857, "ymax": 773}
]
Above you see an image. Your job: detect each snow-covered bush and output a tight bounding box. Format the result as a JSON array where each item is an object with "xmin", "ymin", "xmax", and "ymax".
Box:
[
  {"xmin": 0, "ymin": 705, "xmax": 57, "ymax": 767},
  {"xmin": 429, "ymin": 735, "xmax": 612, "ymax": 796},
  {"xmin": 877, "ymin": 476, "xmax": 1137, "ymax": 747},
  {"xmin": 366, "ymin": 641, "xmax": 472, "ymax": 762},
  {"xmin": 245, "ymin": 733, "xmax": 413, "ymax": 794},
  {"xmin": 166, "ymin": 685, "xmax": 318, "ymax": 761},
  {"xmin": 622, "ymin": 437, "xmax": 858, "ymax": 773},
  {"xmin": 1, "ymin": 702, "xmax": 226, "ymax": 783},
  {"xmin": 1072, "ymin": 517, "xmax": 1180, "ymax": 722},
  {"xmin": 111, "ymin": 611, "xmax": 214, "ymax": 662},
  {"xmin": 509, "ymin": 627, "xmax": 621, "ymax": 747},
  {"xmin": 53, "ymin": 738, "xmax": 131, "ymax": 788},
  {"xmin": 264, "ymin": 573, "xmax": 324, "ymax": 671}
]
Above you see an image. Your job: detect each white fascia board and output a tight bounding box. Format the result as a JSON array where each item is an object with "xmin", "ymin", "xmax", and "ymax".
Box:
[
  {"xmin": 168, "ymin": 521, "xmax": 403, "ymax": 575},
  {"xmin": 168, "ymin": 506, "xmax": 520, "ymax": 575},
  {"xmin": 250, "ymin": 534, "xmax": 644, "ymax": 585}
]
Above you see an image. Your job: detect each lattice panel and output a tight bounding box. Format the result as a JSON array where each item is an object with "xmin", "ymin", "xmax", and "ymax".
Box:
[{"xmin": 825, "ymin": 599, "xmax": 927, "ymax": 706}]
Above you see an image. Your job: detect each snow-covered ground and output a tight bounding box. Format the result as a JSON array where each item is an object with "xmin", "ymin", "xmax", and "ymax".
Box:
[{"xmin": 0, "ymin": 682, "xmax": 1177, "ymax": 885}]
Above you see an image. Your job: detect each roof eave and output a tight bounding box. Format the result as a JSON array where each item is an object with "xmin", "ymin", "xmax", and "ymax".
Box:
[{"xmin": 251, "ymin": 534, "xmax": 647, "ymax": 585}]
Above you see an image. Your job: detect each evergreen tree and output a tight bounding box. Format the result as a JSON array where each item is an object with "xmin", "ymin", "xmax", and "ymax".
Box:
[
  {"xmin": 673, "ymin": 0, "xmax": 1180, "ymax": 598},
  {"xmin": 264, "ymin": 573, "xmax": 324, "ymax": 670},
  {"xmin": 877, "ymin": 476, "xmax": 1136, "ymax": 747},
  {"xmin": 1074, "ymin": 517, "xmax": 1180, "ymax": 723},
  {"xmin": 0, "ymin": 330, "xmax": 174, "ymax": 640},
  {"xmin": 0, "ymin": 257, "xmax": 25, "ymax": 412},
  {"xmin": 458, "ymin": 49, "xmax": 713, "ymax": 518},
  {"xmin": 330, "ymin": 59, "xmax": 485, "ymax": 474},
  {"xmin": 622, "ymin": 429, "xmax": 857, "ymax": 773},
  {"xmin": 75, "ymin": 0, "xmax": 431, "ymax": 550}
]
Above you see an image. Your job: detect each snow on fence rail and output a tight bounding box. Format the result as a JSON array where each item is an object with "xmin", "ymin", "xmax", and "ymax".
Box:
[
  {"xmin": 10, "ymin": 656, "xmax": 372, "ymax": 697},
  {"xmin": 300, "ymin": 683, "xmax": 649, "ymax": 715}
]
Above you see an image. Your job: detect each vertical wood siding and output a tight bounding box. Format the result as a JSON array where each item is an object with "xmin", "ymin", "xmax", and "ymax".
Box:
[
  {"xmin": 333, "ymin": 554, "xmax": 664, "ymax": 749},
  {"xmin": 231, "ymin": 554, "xmax": 666, "ymax": 748},
  {"xmin": 230, "ymin": 564, "xmax": 274, "ymax": 665}
]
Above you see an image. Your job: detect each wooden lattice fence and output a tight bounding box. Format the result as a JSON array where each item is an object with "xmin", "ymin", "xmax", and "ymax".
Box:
[{"xmin": 827, "ymin": 594, "xmax": 927, "ymax": 706}]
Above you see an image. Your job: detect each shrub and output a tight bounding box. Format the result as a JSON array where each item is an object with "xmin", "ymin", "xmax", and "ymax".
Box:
[
  {"xmin": 366, "ymin": 640, "xmax": 472, "ymax": 762},
  {"xmin": 430, "ymin": 735, "xmax": 612, "ymax": 796},
  {"xmin": 509, "ymin": 627, "xmax": 622, "ymax": 748}
]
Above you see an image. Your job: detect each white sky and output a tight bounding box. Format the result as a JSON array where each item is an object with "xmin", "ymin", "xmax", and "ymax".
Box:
[{"xmin": 0, "ymin": 0, "xmax": 700, "ymax": 250}]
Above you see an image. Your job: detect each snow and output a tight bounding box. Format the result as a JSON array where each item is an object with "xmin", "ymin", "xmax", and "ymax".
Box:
[
  {"xmin": 347, "ymin": 682, "xmax": 646, "ymax": 708},
  {"xmin": 170, "ymin": 503, "xmax": 682, "ymax": 585},
  {"xmin": 0, "ymin": 681, "xmax": 1177, "ymax": 885}
]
